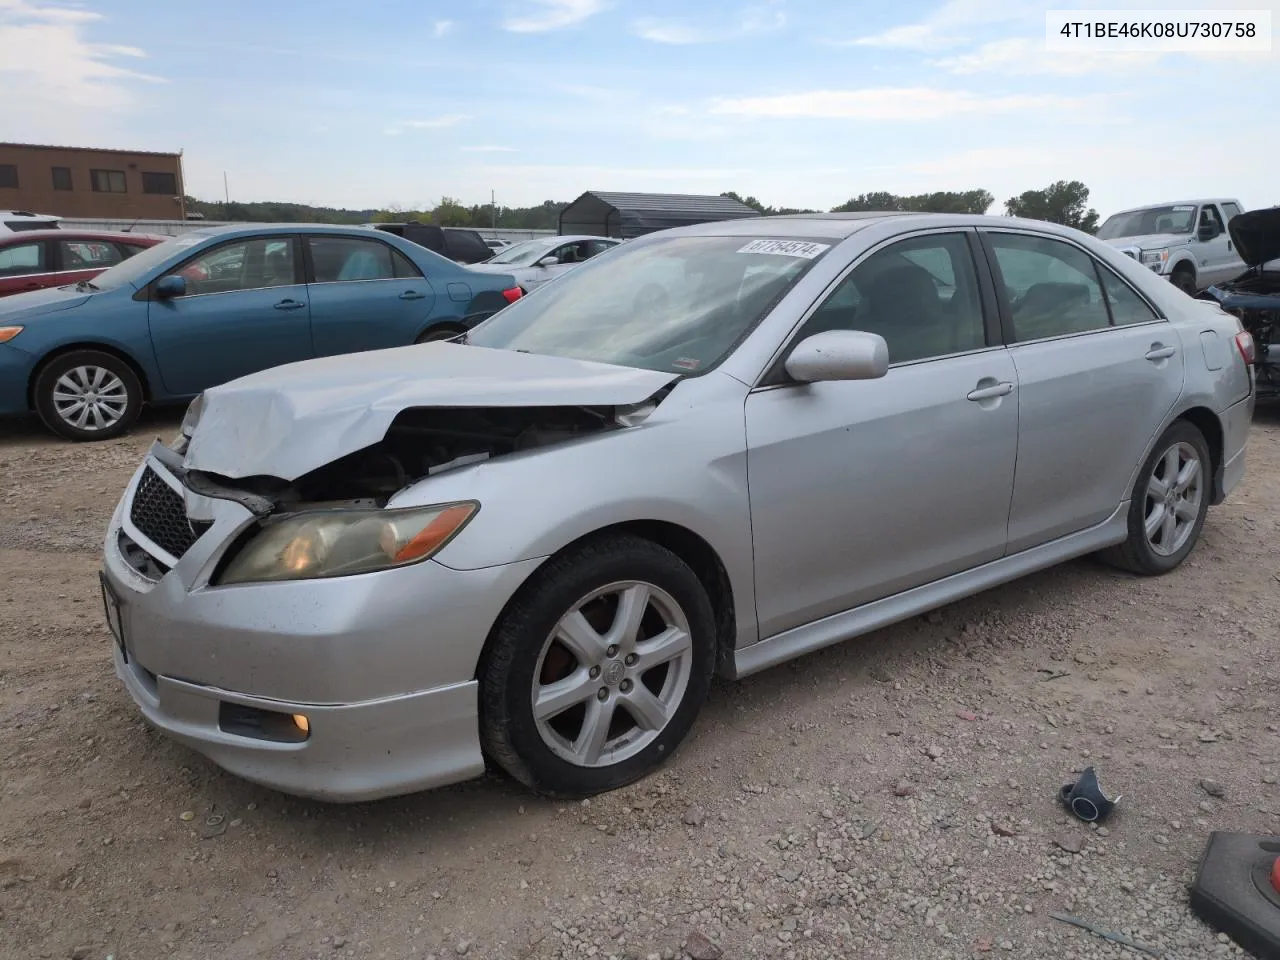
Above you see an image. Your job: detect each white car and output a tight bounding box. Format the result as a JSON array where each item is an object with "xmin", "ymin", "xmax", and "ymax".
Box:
[
  {"xmin": 0, "ymin": 210, "xmax": 62, "ymax": 235},
  {"xmin": 469, "ymin": 234, "xmax": 620, "ymax": 292}
]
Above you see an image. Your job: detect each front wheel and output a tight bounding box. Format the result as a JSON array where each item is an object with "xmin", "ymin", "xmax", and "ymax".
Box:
[
  {"xmin": 1170, "ymin": 265, "xmax": 1197, "ymax": 295},
  {"xmin": 479, "ymin": 535, "xmax": 716, "ymax": 798},
  {"xmin": 1100, "ymin": 420, "xmax": 1211, "ymax": 575},
  {"xmin": 33, "ymin": 350, "xmax": 142, "ymax": 442}
]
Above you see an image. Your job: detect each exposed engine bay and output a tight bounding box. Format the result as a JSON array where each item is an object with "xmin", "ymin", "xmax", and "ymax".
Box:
[
  {"xmin": 1201, "ymin": 271, "xmax": 1280, "ymax": 400},
  {"xmin": 180, "ymin": 402, "xmax": 655, "ymax": 514}
]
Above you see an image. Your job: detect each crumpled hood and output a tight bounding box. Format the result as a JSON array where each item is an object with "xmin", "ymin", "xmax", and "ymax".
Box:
[
  {"xmin": 0, "ymin": 285, "xmax": 92, "ymax": 319},
  {"xmin": 1103, "ymin": 233, "xmax": 1191, "ymax": 252},
  {"xmin": 184, "ymin": 342, "xmax": 679, "ymax": 481},
  {"xmin": 1227, "ymin": 206, "xmax": 1280, "ymax": 268}
]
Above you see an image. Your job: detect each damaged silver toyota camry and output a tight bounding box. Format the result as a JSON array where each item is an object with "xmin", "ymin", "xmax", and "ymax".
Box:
[{"xmin": 101, "ymin": 213, "xmax": 1254, "ymax": 801}]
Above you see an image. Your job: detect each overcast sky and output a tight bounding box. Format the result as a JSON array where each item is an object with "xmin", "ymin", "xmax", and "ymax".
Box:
[{"xmin": 1, "ymin": 0, "xmax": 1276, "ymax": 216}]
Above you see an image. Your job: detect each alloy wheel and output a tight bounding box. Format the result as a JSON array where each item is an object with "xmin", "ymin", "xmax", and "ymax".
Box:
[
  {"xmin": 51, "ymin": 365, "xmax": 130, "ymax": 432},
  {"xmin": 532, "ymin": 580, "xmax": 694, "ymax": 768},
  {"xmin": 1143, "ymin": 441, "xmax": 1203, "ymax": 557}
]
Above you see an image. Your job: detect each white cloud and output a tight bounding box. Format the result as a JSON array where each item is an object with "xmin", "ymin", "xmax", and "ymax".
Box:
[
  {"xmin": 432, "ymin": 19, "xmax": 454, "ymax": 38},
  {"xmin": 384, "ymin": 114, "xmax": 468, "ymax": 135},
  {"xmin": 503, "ymin": 0, "xmax": 606, "ymax": 33},
  {"xmin": 460, "ymin": 145, "xmax": 518, "ymax": 153},
  {"xmin": 710, "ymin": 87, "xmax": 1088, "ymax": 121},
  {"xmin": 0, "ymin": 0, "xmax": 164, "ymax": 111},
  {"xmin": 633, "ymin": 1, "xmax": 786, "ymax": 44},
  {"xmin": 934, "ymin": 37, "xmax": 1161, "ymax": 75},
  {"xmin": 839, "ymin": 0, "xmax": 1032, "ymax": 50}
]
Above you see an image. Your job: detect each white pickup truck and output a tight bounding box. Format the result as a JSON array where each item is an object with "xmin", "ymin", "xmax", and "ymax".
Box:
[{"xmin": 1097, "ymin": 198, "xmax": 1246, "ymax": 294}]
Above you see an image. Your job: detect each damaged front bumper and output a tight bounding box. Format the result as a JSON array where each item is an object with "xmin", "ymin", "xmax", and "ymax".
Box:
[{"xmin": 102, "ymin": 445, "xmax": 544, "ymax": 802}]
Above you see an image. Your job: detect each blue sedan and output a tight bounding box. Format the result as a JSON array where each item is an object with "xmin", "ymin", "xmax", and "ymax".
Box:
[{"xmin": 0, "ymin": 224, "xmax": 523, "ymax": 441}]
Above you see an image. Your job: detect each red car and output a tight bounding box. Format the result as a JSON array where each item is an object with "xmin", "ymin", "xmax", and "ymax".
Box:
[{"xmin": 0, "ymin": 230, "xmax": 167, "ymax": 297}]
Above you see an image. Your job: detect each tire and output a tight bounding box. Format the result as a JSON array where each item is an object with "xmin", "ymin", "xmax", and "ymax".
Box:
[
  {"xmin": 1099, "ymin": 420, "xmax": 1211, "ymax": 575},
  {"xmin": 1170, "ymin": 265, "xmax": 1197, "ymax": 295},
  {"xmin": 33, "ymin": 349, "xmax": 143, "ymax": 442},
  {"xmin": 415, "ymin": 326, "xmax": 465, "ymax": 344},
  {"xmin": 479, "ymin": 534, "xmax": 717, "ymax": 798}
]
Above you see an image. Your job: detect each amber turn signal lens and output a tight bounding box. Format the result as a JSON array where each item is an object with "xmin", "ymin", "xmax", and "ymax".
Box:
[
  {"xmin": 393, "ymin": 504, "xmax": 477, "ymax": 563},
  {"xmin": 0, "ymin": 326, "xmax": 24, "ymax": 343}
]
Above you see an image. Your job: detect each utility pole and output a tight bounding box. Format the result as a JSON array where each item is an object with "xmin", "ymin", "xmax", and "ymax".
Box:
[
  {"xmin": 491, "ymin": 189, "xmax": 497, "ymax": 230},
  {"xmin": 223, "ymin": 171, "xmax": 230, "ymax": 219}
]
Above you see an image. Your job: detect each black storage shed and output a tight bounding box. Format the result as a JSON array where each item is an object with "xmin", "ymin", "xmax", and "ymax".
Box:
[{"xmin": 558, "ymin": 191, "xmax": 760, "ymax": 240}]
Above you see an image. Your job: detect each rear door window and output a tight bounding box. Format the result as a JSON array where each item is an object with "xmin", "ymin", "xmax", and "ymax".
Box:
[
  {"xmin": 308, "ymin": 236, "xmax": 395, "ymax": 282},
  {"xmin": 445, "ymin": 230, "xmax": 492, "ymax": 263},
  {"xmin": 985, "ymin": 233, "xmax": 1111, "ymax": 341},
  {"xmin": 0, "ymin": 242, "xmax": 46, "ymax": 276}
]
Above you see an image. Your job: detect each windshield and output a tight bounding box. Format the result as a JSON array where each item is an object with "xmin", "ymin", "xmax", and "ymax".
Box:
[
  {"xmin": 484, "ymin": 237, "xmax": 560, "ymax": 266},
  {"xmin": 90, "ymin": 233, "xmax": 207, "ymax": 290},
  {"xmin": 1097, "ymin": 204, "xmax": 1197, "ymax": 240},
  {"xmin": 466, "ymin": 235, "xmax": 831, "ymax": 374}
]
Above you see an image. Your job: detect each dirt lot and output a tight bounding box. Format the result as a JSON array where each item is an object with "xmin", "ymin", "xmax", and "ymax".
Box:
[{"xmin": 2, "ymin": 406, "xmax": 1278, "ymax": 960}]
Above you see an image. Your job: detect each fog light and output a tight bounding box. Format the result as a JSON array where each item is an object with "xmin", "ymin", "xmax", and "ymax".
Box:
[{"xmin": 218, "ymin": 702, "xmax": 311, "ymax": 743}]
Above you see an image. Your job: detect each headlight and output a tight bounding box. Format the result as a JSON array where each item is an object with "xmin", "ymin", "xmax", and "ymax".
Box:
[
  {"xmin": 180, "ymin": 393, "xmax": 205, "ymax": 438},
  {"xmin": 217, "ymin": 501, "xmax": 478, "ymax": 585},
  {"xmin": 1140, "ymin": 248, "xmax": 1169, "ymax": 269}
]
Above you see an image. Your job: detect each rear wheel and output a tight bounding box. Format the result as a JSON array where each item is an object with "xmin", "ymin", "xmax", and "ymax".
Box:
[
  {"xmin": 33, "ymin": 349, "xmax": 142, "ymax": 442},
  {"xmin": 1100, "ymin": 420, "xmax": 1210, "ymax": 575},
  {"xmin": 415, "ymin": 326, "xmax": 464, "ymax": 344},
  {"xmin": 1170, "ymin": 264, "xmax": 1197, "ymax": 295},
  {"xmin": 479, "ymin": 535, "xmax": 716, "ymax": 798}
]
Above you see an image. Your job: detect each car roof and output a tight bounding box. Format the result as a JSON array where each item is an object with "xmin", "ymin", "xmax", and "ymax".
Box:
[
  {"xmin": 184, "ymin": 223, "xmax": 405, "ymax": 239},
  {"xmin": 1106, "ymin": 199, "xmax": 1238, "ymax": 216},
  {"xmin": 0, "ymin": 229, "xmax": 166, "ymax": 243},
  {"xmin": 655, "ymin": 211, "xmax": 1089, "ymax": 241}
]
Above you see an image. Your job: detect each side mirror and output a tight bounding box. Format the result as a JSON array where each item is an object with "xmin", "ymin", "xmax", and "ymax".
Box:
[
  {"xmin": 784, "ymin": 330, "xmax": 889, "ymax": 383},
  {"xmin": 537, "ymin": 255, "xmax": 559, "ymax": 267},
  {"xmin": 154, "ymin": 274, "xmax": 186, "ymax": 299},
  {"xmin": 1197, "ymin": 224, "xmax": 1216, "ymax": 241}
]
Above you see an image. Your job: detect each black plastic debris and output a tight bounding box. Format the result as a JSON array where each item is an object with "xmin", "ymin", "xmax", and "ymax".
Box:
[{"xmin": 1059, "ymin": 766, "xmax": 1121, "ymax": 823}]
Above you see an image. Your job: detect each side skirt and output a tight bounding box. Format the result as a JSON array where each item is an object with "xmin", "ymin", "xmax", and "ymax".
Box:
[{"xmin": 731, "ymin": 502, "xmax": 1129, "ymax": 680}]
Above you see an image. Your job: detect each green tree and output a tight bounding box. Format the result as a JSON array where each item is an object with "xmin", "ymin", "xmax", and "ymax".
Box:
[
  {"xmin": 1004, "ymin": 180, "xmax": 1099, "ymax": 233},
  {"xmin": 831, "ymin": 190, "xmax": 993, "ymax": 215}
]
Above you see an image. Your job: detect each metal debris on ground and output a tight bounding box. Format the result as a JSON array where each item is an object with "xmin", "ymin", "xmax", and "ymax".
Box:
[{"xmin": 1049, "ymin": 912, "xmax": 1168, "ymax": 957}]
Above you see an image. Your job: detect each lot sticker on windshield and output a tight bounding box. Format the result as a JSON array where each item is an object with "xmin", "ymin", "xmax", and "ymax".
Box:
[
  {"xmin": 737, "ymin": 239, "xmax": 830, "ymax": 259},
  {"xmin": 672, "ymin": 357, "xmax": 701, "ymax": 371}
]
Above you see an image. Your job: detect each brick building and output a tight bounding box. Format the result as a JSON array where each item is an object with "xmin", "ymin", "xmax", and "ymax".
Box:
[{"xmin": 0, "ymin": 142, "xmax": 186, "ymax": 220}]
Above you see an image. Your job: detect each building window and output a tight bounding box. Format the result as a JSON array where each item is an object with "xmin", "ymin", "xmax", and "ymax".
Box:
[
  {"xmin": 51, "ymin": 166, "xmax": 72, "ymax": 191},
  {"xmin": 90, "ymin": 169, "xmax": 127, "ymax": 193},
  {"xmin": 141, "ymin": 171, "xmax": 177, "ymax": 195},
  {"xmin": 0, "ymin": 164, "xmax": 17, "ymax": 189}
]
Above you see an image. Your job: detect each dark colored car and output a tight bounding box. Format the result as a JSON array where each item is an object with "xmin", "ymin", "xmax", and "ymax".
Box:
[
  {"xmin": 1199, "ymin": 206, "xmax": 1280, "ymax": 399},
  {"xmin": 0, "ymin": 223, "xmax": 522, "ymax": 441},
  {"xmin": 0, "ymin": 230, "xmax": 165, "ymax": 297},
  {"xmin": 372, "ymin": 222, "xmax": 495, "ymax": 264}
]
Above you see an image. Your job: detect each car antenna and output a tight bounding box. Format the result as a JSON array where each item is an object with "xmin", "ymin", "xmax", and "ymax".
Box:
[{"xmin": 122, "ymin": 217, "xmax": 139, "ymax": 233}]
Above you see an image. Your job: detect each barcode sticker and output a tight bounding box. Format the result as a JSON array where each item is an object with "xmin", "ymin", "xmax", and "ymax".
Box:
[{"xmin": 737, "ymin": 239, "xmax": 831, "ymax": 259}]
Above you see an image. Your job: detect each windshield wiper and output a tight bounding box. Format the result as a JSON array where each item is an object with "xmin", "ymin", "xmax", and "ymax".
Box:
[{"xmin": 75, "ymin": 279, "xmax": 100, "ymax": 292}]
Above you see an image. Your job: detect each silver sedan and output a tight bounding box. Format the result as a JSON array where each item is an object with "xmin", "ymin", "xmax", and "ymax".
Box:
[{"xmin": 100, "ymin": 212, "xmax": 1255, "ymax": 801}]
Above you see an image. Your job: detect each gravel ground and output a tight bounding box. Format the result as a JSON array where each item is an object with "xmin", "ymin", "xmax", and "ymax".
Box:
[{"xmin": 1, "ymin": 405, "xmax": 1278, "ymax": 960}]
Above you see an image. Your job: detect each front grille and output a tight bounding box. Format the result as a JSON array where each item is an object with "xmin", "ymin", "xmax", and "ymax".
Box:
[{"xmin": 129, "ymin": 466, "xmax": 207, "ymax": 560}]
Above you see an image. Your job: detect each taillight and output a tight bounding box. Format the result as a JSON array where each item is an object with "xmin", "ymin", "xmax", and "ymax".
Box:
[
  {"xmin": 1234, "ymin": 330, "xmax": 1256, "ymax": 365},
  {"xmin": 501, "ymin": 287, "xmax": 523, "ymax": 304}
]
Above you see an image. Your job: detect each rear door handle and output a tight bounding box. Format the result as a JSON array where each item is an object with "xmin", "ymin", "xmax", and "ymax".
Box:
[
  {"xmin": 274, "ymin": 298, "xmax": 305, "ymax": 310},
  {"xmin": 1145, "ymin": 345, "xmax": 1176, "ymax": 361},
  {"xmin": 399, "ymin": 290, "xmax": 426, "ymax": 300},
  {"xmin": 967, "ymin": 381, "xmax": 1014, "ymax": 401}
]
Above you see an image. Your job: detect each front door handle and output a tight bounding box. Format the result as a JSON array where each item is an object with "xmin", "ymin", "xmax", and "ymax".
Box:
[
  {"xmin": 274, "ymin": 298, "xmax": 305, "ymax": 310},
  {"xmin": 967, "ymin": 381, "xmax": 1014, "ymax": 401},
  {"xmin": 399, "ymin": 290, "xmax": 426, "ymax": 300},
  {"xmin": 1145, "ymin": 345, "xmax": 1176, "ymax": 361}
]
